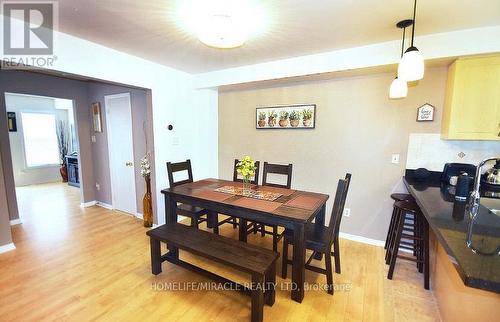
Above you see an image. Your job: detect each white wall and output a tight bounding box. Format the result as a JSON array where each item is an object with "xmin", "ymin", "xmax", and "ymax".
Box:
[{"xmin": 6, "ymin": 93, "xmax": 70, "ymax": 186}]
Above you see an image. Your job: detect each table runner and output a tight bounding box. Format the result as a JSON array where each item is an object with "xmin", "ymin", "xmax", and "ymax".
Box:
[{"xmin": 215, "ymin": 185, "xmax": 282, "ymax": 201}]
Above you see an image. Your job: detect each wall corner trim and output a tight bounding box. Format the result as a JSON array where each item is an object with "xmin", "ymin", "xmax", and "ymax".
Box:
[
  {"xmin": 9, "ymin": 219, "xmax": 22, "ymax": 226},
  {"xmin": 96, "ymin": 201, "xmax": 113, "ymax": 210},
  {"xmin": 80, "ymin": 200, "xmax": 97, "ymax": 208},
  {"xmin": 0, "ymin": 243, "xmax": 16, "ymax": 254},
  {"xmin": 339, "ymin": 232, "xmax": 385, "ymax": 247}
]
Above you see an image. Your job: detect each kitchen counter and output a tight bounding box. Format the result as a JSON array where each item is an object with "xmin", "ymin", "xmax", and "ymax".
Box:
[{"xmin": 403, "ymin": 173, "xmax": 500, "ymax": 293}]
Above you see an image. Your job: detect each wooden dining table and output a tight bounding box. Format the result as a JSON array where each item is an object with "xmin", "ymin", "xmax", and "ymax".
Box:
[{"xmin": 161, "ymin": 178, "xmax": 329, "ymax": 303}]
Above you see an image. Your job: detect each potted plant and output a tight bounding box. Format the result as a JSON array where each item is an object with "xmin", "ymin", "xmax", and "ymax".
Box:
[
  {"xmin": 56, "ymin": 121, "xmax": 69, "ymax": 182},
  {"xmin": 236, "ymin": 156, "xmax": 256, "ymax": 196},
  {"xmin": 302, "ymin": 108, "xmax": 314, "ymax": 127},
  {"xmin": 257, "ymin": 111, "xmax": 267, "ymax": 127},
  {"xmin": 268, "ymin": 110, "xmax": 277, "ymax": 127},
  {"xmin": 279, "ymin": 110, "xmax": 289, "ymax": 127},
  {"xmin": 289, "ymin": 110, "xmax": 301, "ymax": 127},
  {"xmin": 140, "ymin": 153, "xmax": 153, "ymax": 227}
]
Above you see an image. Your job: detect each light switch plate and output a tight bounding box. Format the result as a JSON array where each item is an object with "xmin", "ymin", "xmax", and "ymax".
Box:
[{"xmin": 391, "ymin": 154, "xmax": 400, "ymax": 164}]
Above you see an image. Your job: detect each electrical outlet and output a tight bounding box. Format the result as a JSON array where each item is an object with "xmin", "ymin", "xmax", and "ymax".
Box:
[
  {"xmin": 343, "ymin": 208, "xmax": 351, "ymax": 217},
  {"xmin": 391, "ymin": 154, "xmax": 400, "ymax": 164},
  {"xmin": 96, "ymin": 183, "xmax": 100, "ymax": 191},
  {"xmin": 91, "ymin": 135, "xmax": 96, "ymax": 143}
]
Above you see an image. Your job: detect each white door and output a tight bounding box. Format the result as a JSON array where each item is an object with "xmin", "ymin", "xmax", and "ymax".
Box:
[{"xmin": 105, "ymin": 93, "xmax": 137, "ymax": 215}]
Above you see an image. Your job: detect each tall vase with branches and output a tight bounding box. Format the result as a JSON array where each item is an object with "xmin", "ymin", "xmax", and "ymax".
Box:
[
  {"xmin": 56, "ymin": 120, "xmax": 69, "ymax": 182},
  {"xmin": 140, "ymin": 153, "xmax": 153, "ymax": 227}
]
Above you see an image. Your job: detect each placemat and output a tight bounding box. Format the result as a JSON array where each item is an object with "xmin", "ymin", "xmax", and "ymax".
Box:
[
  {"xmin": 231, "ymin": 198, "xmax": 282, "ymax": 212},
  {"xmin": 215, "ymin": 185, "xmax": 282, "ymax": 201},
  {"xmin": 285, "ymin": 195, "xmax": 324, "ymax": 210},
  {"xmin": 191, "ymin": 189, "xmax": 233, "ymax": 202}
]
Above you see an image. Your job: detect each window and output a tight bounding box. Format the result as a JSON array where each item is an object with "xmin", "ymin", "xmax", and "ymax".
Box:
[{"xmin": 21, "ymin": 112, "xmax": 60, "ymax": 167}]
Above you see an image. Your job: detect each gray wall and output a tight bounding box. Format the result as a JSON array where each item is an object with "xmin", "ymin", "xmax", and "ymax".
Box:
[
  {"xmin": 87, "ymin": 83, "xmax": 153, "ymax": 214},
  {"xmin": 219, "ymin": 67, "xmax": 448, "ymax": 241},
  {"xmin": 0, "ymin": 150, "xmax": 13, "ymax": 246},
  {"xmin": 0, "ymin": 70, "xmax": 154, "ymax": 226}
]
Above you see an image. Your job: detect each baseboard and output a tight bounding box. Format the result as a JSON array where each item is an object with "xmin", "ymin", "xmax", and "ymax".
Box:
[
  {"xmin": 96, "ymin": 201, "xmax": 113, "ymax": 210},
  {"xmin": 80, "ymin": 200, "xmax": 97, "ymax": 208},
  {"xmin": 10, "ymin": 218, "xmax": 22, "ymax": 226},
  {"xmin": 339, "ymin": 232, "xmax": 385, "ymax": 247},
  {"xmin": 0, "ymin": 243, "xmax": 16, "ymax": 254},
  {"xmin": 136, "ymin": 213, "xmax": 144, "ymax": 220}
]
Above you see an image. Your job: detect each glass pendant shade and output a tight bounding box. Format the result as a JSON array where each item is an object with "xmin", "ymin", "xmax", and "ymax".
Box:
[
  {"xmin": 398, "ymin": 46, "xmax": 424, "ymax": 81},
  {"xmin": 389, "ymin": 77, "xmax": 408, "ymax": 99}
]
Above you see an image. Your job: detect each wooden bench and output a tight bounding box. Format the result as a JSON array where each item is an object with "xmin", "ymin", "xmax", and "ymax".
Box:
[{"xmin": 147, "ymin": 224, "xmax": 278, "ymax": 322}]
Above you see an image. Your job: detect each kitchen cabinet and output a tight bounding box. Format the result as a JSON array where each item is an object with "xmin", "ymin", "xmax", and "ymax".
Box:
[{"xmin": 441, "ymin": 55, "xmax": 500, "ymax": 140}]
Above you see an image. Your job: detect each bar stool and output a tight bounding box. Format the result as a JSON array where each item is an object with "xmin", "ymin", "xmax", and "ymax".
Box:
[
  {"xmin": 386, "ymin": 200, "xmax": 429, "ymax": 289},
  {"xmin": 384, "ymin": 193, "xmax": 414, "ymax": 250}
]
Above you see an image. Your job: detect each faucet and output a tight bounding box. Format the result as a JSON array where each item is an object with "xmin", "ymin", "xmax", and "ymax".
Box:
[{"xmin": 466, "ymin": 157, "xmax": 500, "ymax": 256}]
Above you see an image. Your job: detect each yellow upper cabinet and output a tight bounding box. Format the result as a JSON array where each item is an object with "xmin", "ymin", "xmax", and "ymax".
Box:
[{"xmin": 441, "ymin": 55, "xmax": 500, "ymax": 140}]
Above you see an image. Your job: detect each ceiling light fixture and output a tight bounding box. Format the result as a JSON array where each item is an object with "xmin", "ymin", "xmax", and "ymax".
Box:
[
  {"xmin": 389, "ymin": 19, "xmax": 413, "ymax": 99},
  {"xmin": 397, "ymin": 0, "xmax": 425, "ymax": 81},
  {"xmin": 177, "ymin": 0, "xmax": 267, "ymax": 49}
]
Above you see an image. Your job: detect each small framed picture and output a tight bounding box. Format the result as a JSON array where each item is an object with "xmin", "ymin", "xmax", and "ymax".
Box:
[
  {"xmin": 92, "ymin": 102, "xmax": 103, "ymax": 132},
  {"xmin": 7, "ymin": 112, "xmax": 17, "ymax": 132},
  {"xmin": 417, "ymin": 103, "xmax": 435, "ymax": 122}
]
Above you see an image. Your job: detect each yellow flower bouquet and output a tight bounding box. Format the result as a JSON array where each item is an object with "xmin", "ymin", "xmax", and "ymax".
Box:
[{"xmin": 236, "ymin": 156, "xmax": 256, "ymax": 184}]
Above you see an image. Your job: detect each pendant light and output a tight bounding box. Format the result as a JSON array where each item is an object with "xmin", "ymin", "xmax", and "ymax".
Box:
[
  {"xmin": 389, "ymin": 19, "xmax": 413, "ymax": 99},
  {"xmin": 398, "ymin": 0, "xmax": 424, "ymax": 81}
]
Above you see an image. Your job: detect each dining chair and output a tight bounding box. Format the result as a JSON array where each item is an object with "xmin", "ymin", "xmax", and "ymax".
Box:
[
  {"xmin": 217, "ymin": 159, "xmax": 261, "ymax": 230},
  {"xmin": 166, "ymin": 159, "xmax": 212, "ymax": 231},
  {"xmin": 281, "ymin": 174, "xmax": 351, "ymax": 295},
  {"xmin": 329, "ymin": 173, "xmax": 351, "ymax": 274},
  {"xmin": 253, "ymin": 162, "xmax": 293, "ymax": 252}
]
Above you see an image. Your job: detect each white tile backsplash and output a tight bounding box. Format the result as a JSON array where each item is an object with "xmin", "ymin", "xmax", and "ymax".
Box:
[{"xmin": 406, "ymin": 133, "xmax": 500, "ymax": 171}]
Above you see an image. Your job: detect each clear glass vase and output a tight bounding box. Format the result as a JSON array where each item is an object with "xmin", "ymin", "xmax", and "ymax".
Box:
[{"xmin": 242, "ymin": 180, "xmax": 251, "ymax": 196}]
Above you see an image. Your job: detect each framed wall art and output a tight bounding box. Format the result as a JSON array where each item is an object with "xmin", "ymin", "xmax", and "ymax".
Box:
[
  {"xmin": 256, "ymin": 104, "xmax": 316, "ymax": 129},
  {"xmin": 417, "ymin": 103, "xmax": 435, "ymax": 122},
  {"xmin": 92, "ymin": 102, "xmax": 103, "ymax": 132}
]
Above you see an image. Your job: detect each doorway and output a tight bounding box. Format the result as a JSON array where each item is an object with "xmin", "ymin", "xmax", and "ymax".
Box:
[
  {"xmin": 5, "ymin": 93, "xmax": 80, "ymax": 225},
  {"xmin": 104, "ymin": 93, "xmax": 137, "ymax": 215}
]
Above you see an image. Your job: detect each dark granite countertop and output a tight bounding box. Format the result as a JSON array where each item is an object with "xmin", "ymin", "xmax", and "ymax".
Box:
[{"xmin": 403, "ymin": 173, "xmax": 500, "ymax": 293}]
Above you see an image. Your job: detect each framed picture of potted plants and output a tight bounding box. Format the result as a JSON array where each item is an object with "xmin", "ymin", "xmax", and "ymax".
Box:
[{"xmin": 255, "ymin": 104, "xmax": 316, "ymax": 129}]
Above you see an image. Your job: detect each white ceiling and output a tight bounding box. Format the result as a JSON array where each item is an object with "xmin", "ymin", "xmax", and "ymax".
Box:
[{"xmin": 58, "ymin": 0, "xmax": 500, "ymax": 73}]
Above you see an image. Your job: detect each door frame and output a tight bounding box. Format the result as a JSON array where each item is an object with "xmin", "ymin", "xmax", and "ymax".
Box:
[{"xmin": 104, "ymin": 93, "xmax": 137, "ymax": 215}]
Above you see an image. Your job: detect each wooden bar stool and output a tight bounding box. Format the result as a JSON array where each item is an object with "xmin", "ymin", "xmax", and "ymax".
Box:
[
  {"xmin": 386, "ymin": 200, "xmax": 429, "ymax": 289},
  {"xmin": 385, "ymin": 199, "xmax": 419, "ymax": 264},
  {"xmin": 384, "ymin": 193, "xmax": 414, "ymax": 250}
]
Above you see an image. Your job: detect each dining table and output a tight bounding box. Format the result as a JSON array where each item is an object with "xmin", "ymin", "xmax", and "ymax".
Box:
[{"xmin": 161, "ymin": 178, "xmax": 329, "ymax": 303}]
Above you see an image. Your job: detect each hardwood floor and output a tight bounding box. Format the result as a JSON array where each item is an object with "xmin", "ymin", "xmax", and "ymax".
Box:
[{"xmin": 0, "ymin": 183, "xmax": 441, "ymax": 321}]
